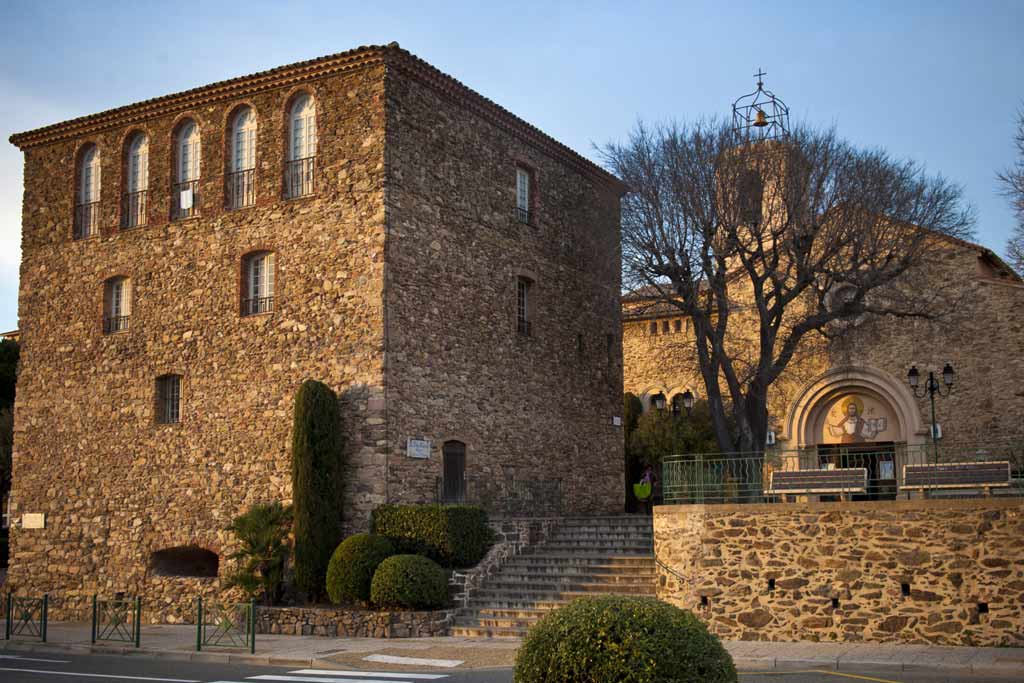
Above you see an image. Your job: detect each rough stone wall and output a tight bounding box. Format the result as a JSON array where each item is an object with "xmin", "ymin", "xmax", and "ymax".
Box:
[
  {"xmin": 382, "ymin": 65, "xmax": 625, "ymax": 514},
  {"xmin": 9, "ymin": 63, "xmax": 389, "ymax": 615},
  {"xmin": 654, "ymin": 499, "xmax": 1024, "ymax": 646},
  {"xmin": 257, "ymin": 605, "xmax": 455, "ymax": 638},
  {"xmin": 623, "ymin": 243, "xmax": 1024, "ymax": 447}
]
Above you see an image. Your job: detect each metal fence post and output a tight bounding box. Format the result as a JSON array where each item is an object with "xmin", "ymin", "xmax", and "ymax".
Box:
[
  {"xmin": 90, "ymin": 594, "xmax": 97, "ymax": 644},
  {"xmin": 41, "ymin": 594, "xmax": 48, "ymax": 643},
  {"xmin": 195, "ymin": 596, "xmax": 202, "ymax": 652},
  {"xmin": 4, "ymin": 592, "xmax": 10, "ymax": 640},
  {"xmin": 249, "ymin": 599, "xmax": 256, "ymax": 655},
  {"xmin": 134, "ymin": 596, "xmax": 142, "ymax": 648}
]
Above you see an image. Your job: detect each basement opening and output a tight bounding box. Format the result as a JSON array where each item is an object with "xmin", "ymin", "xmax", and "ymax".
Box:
[{"xmin": 151, "ymin": 546, "xmax": 219, "ymax": 578}]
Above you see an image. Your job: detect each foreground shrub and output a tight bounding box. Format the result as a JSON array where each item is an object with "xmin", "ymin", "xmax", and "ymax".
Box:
[
  {"xmin": 371, "ymin": 504, "xmax": 493, "ymax": 568},
  {"xmin": 223, "ymin": 502, "xmax": 292, "ymax": 605},
  {"xmin": 370, "ymin": 554, "xmax": 449, "ymax": 610},
  {"xmin": 514, "ymin": 595, "xmax": 737, "ymax": 683},
  {"xmin": 326, "ymin": 533, "xmax": 395, "ymax": 604},
  {"xmin": 291, "ymin": 380, "xmax": 346, "ymax": 600}
]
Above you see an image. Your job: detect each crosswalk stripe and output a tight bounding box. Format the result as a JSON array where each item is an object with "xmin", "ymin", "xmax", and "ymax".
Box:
[
  {"xmin": 289, "ymin": 671, "xmax": 448, "ymax": 680},
  {"xmin": 362, "ymin": 656, "xmax": 462, "ymax": 669},
  {"xmin": 250, "ymin": 677, "xmax": 437, "ymax": 683},
  {"xmin": 0, "ymin": 668, "xmax": 199, "ymax": 682},
  {"xmin": 0, "ymin": 655, "xmax": 72, "ymax": 663}
]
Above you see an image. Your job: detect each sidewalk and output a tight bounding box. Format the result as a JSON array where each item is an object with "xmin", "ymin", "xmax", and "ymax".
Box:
[{"xmin": 2, "ymin": 621, "xmax": 1023, "ymax": 676}]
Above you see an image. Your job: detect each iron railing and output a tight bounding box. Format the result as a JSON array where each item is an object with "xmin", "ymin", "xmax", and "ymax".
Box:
[
  {"xmin": 517, "ymin": 319, "xmax": 532, "ymax": 336},
  {"xmin": 172, "ymin": 180, "xmax": 200, "ymax": 220},
  {"xmin": 5, "ymin": 593, "xmax": 48, "ymax": 642},
  {"xmin": 242, "ymin": 296, "xmax": 274, "ymax": 316},
  {"xmin": 514, "ymin": 207, "xmax": 531, "ymax": 225},
  {"xmin": 103, "ymin": 315, "xmax": 130, "ymax": 334},
  {"xmin": 74, "ymin": 202, "xmax": 100, "ymax": 239},
  {"xmin": 226, "ymin": 169, "xmax": 256, "ymax": 210},
  {"xmin": 196, "ymin": 597, "xmax": 255, "ymax": 653},
  {"xmin": 91, "ymin": 595, "xmax": 141, "ymax": 647},
  {"xmin": 122, "ymin": 190, "xmax": 147, "ymax": 228},
  {"xmin": 661, "ymin": 440, "xmax": 1024, "ymax": 505},
  {"xmin": 436, "ymin": 476, "xmax": 563, "ymax": 517},
  {"xmin": 285, "ymin": 157, "xmax": 315, "ymax": 199}
]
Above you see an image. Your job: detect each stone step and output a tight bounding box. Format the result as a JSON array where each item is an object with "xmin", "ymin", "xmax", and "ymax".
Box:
[
  {"xmin": 558, "ymin": 515, "xmax": 653, "ymax": 524},
  {"xmin": 462, "ymin": 607, "xmax": 550, "ymax": 620},
  {"xmin": 468, "ymin": 588, "xmax": 656, "ymax": 608},
  {"xmin": 454, "ymin": 616, "xmax": 540, "ymax": 630},
  {"xmin": 549, "ymin": 532, "xmax": 653, "ymax": 542},
  {"xmin": 507, "ymin": 553, "xmax": 655, "ymax": 565},
  {"xmin": 537, "ymin": 542, "xmax": 654, "ymax": 553},
  {"xmin": 450, "ymin": 625, "xmax": 526, "ymax": 639},
  {"xmin": 484, "ymin": 580, "xmax": 655, "ymax": 594},
  {"xmin": 494, "ymin": 567, "xmax": 656, "ymax": 581}
]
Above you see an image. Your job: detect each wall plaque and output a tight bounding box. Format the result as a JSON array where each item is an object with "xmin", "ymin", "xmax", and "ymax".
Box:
[
  {"xmin": 407, "ymin": 438, "xmax": 432, "ymax": 459},
  {"xmin": 21, "ymin": 513, "xmax": 45, "ymax": 529}
]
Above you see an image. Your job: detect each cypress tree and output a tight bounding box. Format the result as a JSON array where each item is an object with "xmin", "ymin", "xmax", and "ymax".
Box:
[{"xmin": 291, "ymin": 379, "xmax": 345, "ymax": 600}]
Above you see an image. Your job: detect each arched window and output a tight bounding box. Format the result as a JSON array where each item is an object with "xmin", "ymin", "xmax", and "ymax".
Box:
[
  {"xmin": 286, "ymin": 93, "xmax": 316, "ymax": 198},
  {"xmin": 441, "ymin": 440, "xmax": 466, "ymax": 503},
  {"xmin": 74, "ymin": 144, "xmax": 101, "ymax": 239},
  {"xmin": 103, "ymin": 276, "xmax": 131, "ymax": 334},
  {"xmin": 227, "ymin": 106, "xmax": 256, "ymax": 209},
  {"xmin": 122, "ymin": 133, "xmax": 149, "ymax": 228},
  {"xmin": 173, "ymin": 120, "xmax": 201, "ymax": 220},
  {"xmin": 242, "ymin": 251, "xmax": 275, "ymax": 315}
]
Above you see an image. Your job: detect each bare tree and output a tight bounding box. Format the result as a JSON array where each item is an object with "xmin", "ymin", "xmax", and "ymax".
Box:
[
  {"xmin": 999, "ymin": 108, "xmax": 1024, "ymax": 272},
  {"xmin": 603, "ymin": 120, "xmax": 975, "ymax": 454}
]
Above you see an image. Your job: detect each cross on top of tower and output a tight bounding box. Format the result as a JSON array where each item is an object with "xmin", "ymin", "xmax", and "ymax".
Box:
[{"xmin": 754, "ymin": 68, "xmax": 767, "ymax": 88}]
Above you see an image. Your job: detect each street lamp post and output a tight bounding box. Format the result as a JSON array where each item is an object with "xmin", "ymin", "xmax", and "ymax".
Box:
[{"xmin": 907, "ymin": 363, "xmax": 954, "ymax": 464}]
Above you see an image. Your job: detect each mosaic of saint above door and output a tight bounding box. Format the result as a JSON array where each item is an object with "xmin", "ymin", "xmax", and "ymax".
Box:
[{"xmin": 820, "ymin": 393, "xmax": 897, "ymax": 445}]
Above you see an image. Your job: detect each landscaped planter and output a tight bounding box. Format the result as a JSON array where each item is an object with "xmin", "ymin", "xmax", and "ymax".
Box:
[{"xmin": 256, "ymin": 605, "xmax": 456, "ymax": 638}]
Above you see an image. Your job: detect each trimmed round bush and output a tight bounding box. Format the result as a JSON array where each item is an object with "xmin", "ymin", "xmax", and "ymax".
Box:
[
  {"xmin": 514, "ymin": 595, "xmax": 737, "ymax": 683},
  {"xmin": 326, "ymin": 533, "xmax": 395, "ymax": 604},
  {"xmin": 370, "ymin": 554, "xmax": 449, "ymax": 610}
]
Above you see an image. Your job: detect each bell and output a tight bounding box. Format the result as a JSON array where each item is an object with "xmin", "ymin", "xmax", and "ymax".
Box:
[{"xmin": 753, "ymin": 109, "xmax": 769, "ymax": 127}]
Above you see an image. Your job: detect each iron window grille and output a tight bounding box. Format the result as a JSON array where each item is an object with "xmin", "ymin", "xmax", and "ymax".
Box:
[
  {"xmin": 242, "ymin": 296, "xmax": 275, "ymax": 316},
  {"xmin": 172, "ymin": 180, "xmax": 200, "ymax": 220},
  {"xmin": 121, "ymin": 190, "xmax": 147, "ymax": 229},
  {"xmin": 103, "ymin": 316, "xmax": 130, "ymax": 334},
  {"xmin": 74, "ymin": 202, "xmax": 100, "ymax": 240},
  {"xmin": 514, "ymin": 206, "xmax": 531, "ymax": 225},
  {"xmin": 517, "ymin": 278, "xmax": 531, "ymax": 336},
  {"xmin": 157, "ymin": 375, "xmax": 181, "ymax": 424},
  {"xmin": 285, "ymin": 157, "xmax": 315, "ymax": 199},
  {"xmin": 226, "ymin": 169, "xmax": 256, "ymax": 210}
]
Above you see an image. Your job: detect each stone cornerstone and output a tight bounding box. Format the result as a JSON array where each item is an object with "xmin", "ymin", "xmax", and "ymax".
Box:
[{"xmin": 654, "ymin": 498, "xmax": 1024, "ymax": 646}]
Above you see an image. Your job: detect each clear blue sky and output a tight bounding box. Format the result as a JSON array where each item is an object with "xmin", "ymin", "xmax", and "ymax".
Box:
[{"xmin": 1, "ymin": 0, "xmax": 1021, "ymax": 333}]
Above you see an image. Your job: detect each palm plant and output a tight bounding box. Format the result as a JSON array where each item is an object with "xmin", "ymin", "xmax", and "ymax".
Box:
[{"xmin": 223, "ymin": 502, "xmax": 293, "ymax": 605}]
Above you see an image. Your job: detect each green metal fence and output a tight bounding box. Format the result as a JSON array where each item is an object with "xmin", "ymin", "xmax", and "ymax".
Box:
[
  {"xmin": 662, "ymin": 440, "xmax": 1024, "ymax": 505},
  {"xmin": 196, "ymin": 597, "xmax": 255, "ymax": 653},
  {"xmin": 91, "ymin": 595, "xmax": 141, "ymax": 647},
  {"xmin": 4, "ymin": 593, "xmax": 48, "ymax": 642}
]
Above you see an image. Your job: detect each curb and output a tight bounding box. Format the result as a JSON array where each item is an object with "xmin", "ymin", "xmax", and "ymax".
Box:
[{"xmin": 3, "ymin": 639, "xmax": 1022, "ymax": 677}]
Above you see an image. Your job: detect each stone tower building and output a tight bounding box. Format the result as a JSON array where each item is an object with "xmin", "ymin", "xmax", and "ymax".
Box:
[{"xmin": 7, "ymin": 43, "xmax": 626, "ymax": 613}]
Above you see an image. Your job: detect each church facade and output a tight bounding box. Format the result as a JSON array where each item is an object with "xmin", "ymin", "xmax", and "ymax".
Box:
[
  {"xmin": 624, "ymin": 234, "xmax": 1024, "ymax": 472},
  {"xmin": 7, "ymin": 43, "xmax": 625, "ymax": 615}
]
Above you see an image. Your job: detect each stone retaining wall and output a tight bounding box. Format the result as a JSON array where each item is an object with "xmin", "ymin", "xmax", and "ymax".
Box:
[
  {"xmin": 256, "ymin": 605, "xmax": 455, "ymax": 638},
  {"xmin": 654, "ymin": 498, "xmax": 1024, "ymax": 646}
]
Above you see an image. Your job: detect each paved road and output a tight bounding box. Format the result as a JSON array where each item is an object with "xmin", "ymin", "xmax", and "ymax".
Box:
[{"xmin": 0, "ymin": 652, "xmax": 1019, "ymax": 683}]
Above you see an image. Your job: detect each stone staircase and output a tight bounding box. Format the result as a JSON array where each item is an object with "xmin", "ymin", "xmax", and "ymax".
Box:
[{"xmin": 451, "ymin": 515, "xmax": 656, "ymax": 638}]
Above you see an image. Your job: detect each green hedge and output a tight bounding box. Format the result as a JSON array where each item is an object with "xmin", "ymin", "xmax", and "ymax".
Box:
[
  {"xmin": 514, "ymin": 595, "xmax": 737, "ymax": 683},
  {"xmin": 371, "ymin": 504, "xmax": 493, "ymax": 568},
  {"xmin": 370, "ymin": 554, "xmax": 448, "ymax": 610},
  {"xmin": 326, "ymin": 533, "xmax": 395, "ymax": 605}
]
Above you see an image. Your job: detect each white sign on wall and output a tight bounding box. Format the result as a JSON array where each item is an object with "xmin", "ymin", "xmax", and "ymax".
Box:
[
  {"xmin": 21, "ymin": 513, "xmax": 45, "ymax": 529},
  {"xmin": 407, "ymin": 438, "xmax": 432, "ymax": 459}
]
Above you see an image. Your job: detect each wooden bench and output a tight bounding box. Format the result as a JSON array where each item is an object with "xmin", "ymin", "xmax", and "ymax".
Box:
[
  {"xmin": 901, "ymin": 461, "xmax": 1010, "ymax": 496},
  {"xmin": 766, "ymin": 468, "xmax": 868, "ymax": 501}
]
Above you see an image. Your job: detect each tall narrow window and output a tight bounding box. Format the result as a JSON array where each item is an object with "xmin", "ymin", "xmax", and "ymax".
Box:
[
  {"xmin": 75, "ymin": 145, "xmax": 101, "ymax": 239},
  {"xmin": 242, "ymin": 251, "xmax": 275, "ymax": 315},
  {"xmin": 103, "ymin": 277, "xmax": 131, "ymax": 334},
  {"xmin": 286, "ymin": 94, "xmax": 316, "ymax": 198},
  {"xmin": 515, "ymin": 167, "xmax": 531, "ymax": 224},
  {"xmin": 122, "ymin": 133, "xmax": 149, "ymax": 228},
  {"xmin": 227, "ymin": 107, "xmax": 256, "ymax": 209},
  {"xmin": 441, "ymin": 440, "xmax": 467, "ymax": 504},
  {"xmin": 173, "ymin": 120, "xmax": 201, "ymax": 220},
  {"xmin": 516, "ymin": 277, "xmax": 532, "ymax": 336},
  {"xmin": 156, "ymin": 374, "xmax": 181, "ymax": 424}
]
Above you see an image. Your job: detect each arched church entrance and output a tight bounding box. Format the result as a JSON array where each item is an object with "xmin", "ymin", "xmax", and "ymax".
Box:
[{"xmin": 781, "ymin": 366, "xmax": 928, "ymax": 501}]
